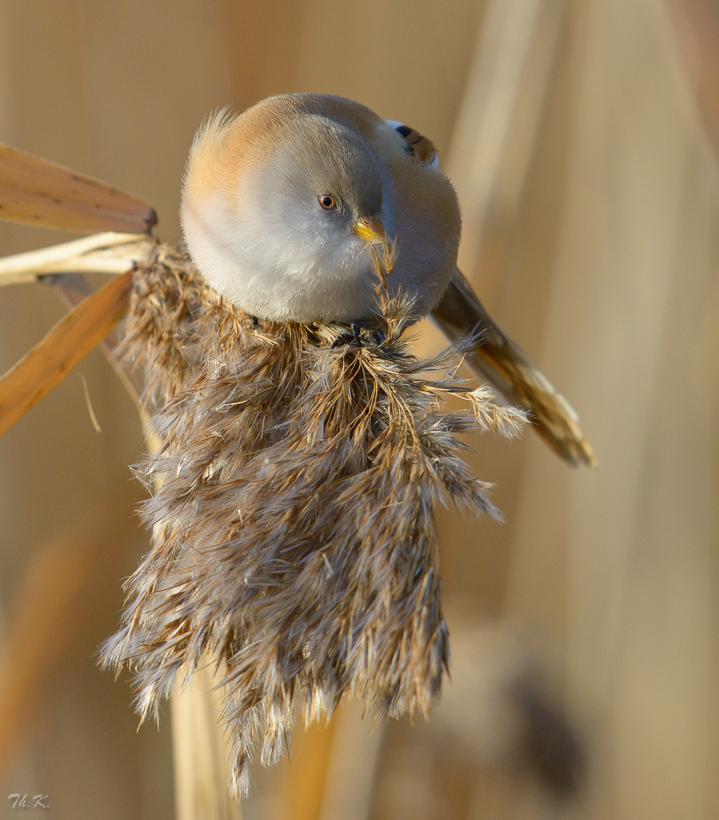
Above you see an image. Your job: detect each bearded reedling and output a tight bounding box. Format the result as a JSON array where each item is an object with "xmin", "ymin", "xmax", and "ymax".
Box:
[{"xmin": 180, "ymin": 94, "xmax": 594, "ymax": 467}]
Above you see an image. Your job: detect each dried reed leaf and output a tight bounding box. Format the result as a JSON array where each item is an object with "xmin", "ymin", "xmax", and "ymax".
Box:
[
  {"xmin": 0, "ymin": 270, "xmax": 133, "ymax": 437},
  {"xmin": 102, "ymin": 246, "xmax": 525, "ymax": 796},
  {"xmin": 0, "ymin": 143, "xmax": 157, "ymax": 234}
]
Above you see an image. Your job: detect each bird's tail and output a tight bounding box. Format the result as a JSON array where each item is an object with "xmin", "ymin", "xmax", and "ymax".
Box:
[{"xmin": 430, "ymin": 268, "xmax": 596, "ymax": 468}]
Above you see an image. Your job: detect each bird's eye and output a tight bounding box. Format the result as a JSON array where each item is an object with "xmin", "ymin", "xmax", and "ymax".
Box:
[{"xmin": 318, "ymin": 195, "xmax": 336, "ymax": 210}]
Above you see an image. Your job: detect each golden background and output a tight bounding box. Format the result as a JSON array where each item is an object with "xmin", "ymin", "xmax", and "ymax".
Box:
[{"xmin": 1, "ymin": 0, "xmax": 718, "ymax": 818}]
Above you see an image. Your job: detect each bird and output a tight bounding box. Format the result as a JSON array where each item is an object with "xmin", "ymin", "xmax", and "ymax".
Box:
[{"xmin": 180, "ymin": 93, "xmax": 595, "ymax": 467}]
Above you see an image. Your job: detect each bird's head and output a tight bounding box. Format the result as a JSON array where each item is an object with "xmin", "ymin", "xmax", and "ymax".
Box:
[{"xmin": 180, "ymin": 100, "xmax": 392, "ymax": 323}]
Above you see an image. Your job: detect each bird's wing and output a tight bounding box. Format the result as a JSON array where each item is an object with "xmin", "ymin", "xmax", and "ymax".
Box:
[
  {"xmin": 384, "ymin": 120, "xmax": 440, "ymax": 168},
  {"xmin": 430, "ymin": 267, "xmax": 596, "ymax": 468}
]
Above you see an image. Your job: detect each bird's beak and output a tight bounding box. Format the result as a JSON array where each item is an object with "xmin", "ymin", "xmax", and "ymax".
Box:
[{"xmin": 353, "ymin": 216, "xmax": 386, "ymax": 247}]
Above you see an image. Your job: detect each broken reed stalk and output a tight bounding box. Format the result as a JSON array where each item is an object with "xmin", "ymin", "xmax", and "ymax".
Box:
[
  {"xmin": 101, "ymin": 241, "xmax": 525, "ymax": 795},
  {"xmin": 0, "ymin": 232, "xmax": 152, "ymax": 287},
  {"xmin": 171, "ymin": 665, "xmax": 242, "ymax": 820}
]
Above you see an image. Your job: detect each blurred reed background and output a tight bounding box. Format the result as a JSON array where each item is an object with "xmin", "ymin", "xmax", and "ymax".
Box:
[{"xmin": 1, "ymin": 0, "xmax": 718, "ymax": 818}]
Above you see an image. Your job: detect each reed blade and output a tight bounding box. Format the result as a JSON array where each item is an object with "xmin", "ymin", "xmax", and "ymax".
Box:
[
  {"xmin": 0, "ymin": 143, "xmax": 157, "ymax": 234},
  {"xmin": 0, "ymin": 271, "xmax": 133, "ymax": 437}
]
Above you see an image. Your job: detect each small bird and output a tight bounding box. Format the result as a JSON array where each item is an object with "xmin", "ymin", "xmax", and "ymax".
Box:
[{"xmin": 180, "ymin": 93, "xmax": 595, "ymax": 466}]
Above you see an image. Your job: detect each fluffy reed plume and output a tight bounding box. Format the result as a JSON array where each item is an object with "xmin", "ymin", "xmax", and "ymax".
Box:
[{"xmin": 102, "ymin": 243, "xmax": 526, "ymax": 795}]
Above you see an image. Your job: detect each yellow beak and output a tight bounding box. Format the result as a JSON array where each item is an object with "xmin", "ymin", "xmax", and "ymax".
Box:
[{"xmin": 353, "ymin": 216, "xmax": 387, "ymax": 247}]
